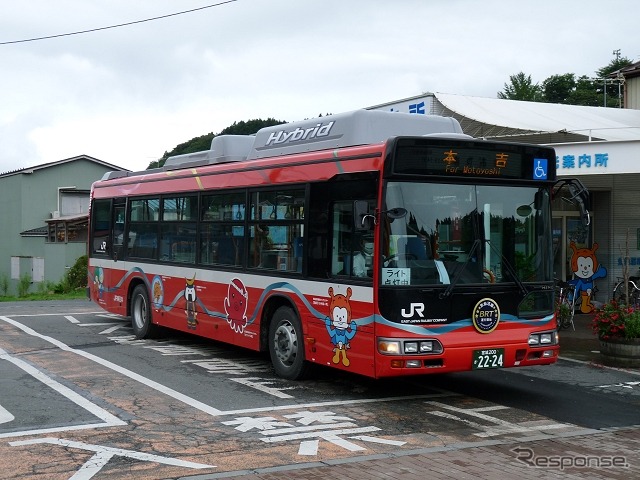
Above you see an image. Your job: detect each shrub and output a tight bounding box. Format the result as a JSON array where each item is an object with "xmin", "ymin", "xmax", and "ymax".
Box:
[
  {"xmin": 0, "ymin": 274, "xmax": 8, "ymax": 296},
  {"xmin": 17, "ymin": 273, "xmax": 32, "ymax": 297},
  {"xmin": 625, "ymin": 312, "xmax": 640, "ymax": 340},
  {"xmin": 66, "ymin": 255, "xmax": 88, "ymax": 290},
  {"xmin": 37, "ymin": 281, "xmax": 57, "ymax": 295}
]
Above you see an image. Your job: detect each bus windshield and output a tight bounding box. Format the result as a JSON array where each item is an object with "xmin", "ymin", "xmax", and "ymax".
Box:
[{"xmin": 382, "ymin": 181, "xmax": 552, "ymax": 287}]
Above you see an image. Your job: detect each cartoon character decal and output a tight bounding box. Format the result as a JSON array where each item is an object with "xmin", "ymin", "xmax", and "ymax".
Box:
[
  {"xmin": 151, "ymin": 275, "xmax": 164, "ymax": 311},
  {"xmin": 184, "ymin": 275, "xmax": 198, "ymax": 329},
  {"xmin": 568, "ymin": 241, "xmax": 607, "ymax": 314},
  {"xmin": 92, "ymin": 267, "xmax": 104, "ymax": 298},
  {"xmin": 325, "ymin": 287, "xmax": 358, "ymax": 367},
  {"xmin": 224, "ymin": 278, "xmax": 248, "ymax": 333}
]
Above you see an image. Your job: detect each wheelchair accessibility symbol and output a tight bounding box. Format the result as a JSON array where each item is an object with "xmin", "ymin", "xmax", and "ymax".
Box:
[{"xmin": 533, "ymin": 158, "xmax": 548, "ymax": 180}]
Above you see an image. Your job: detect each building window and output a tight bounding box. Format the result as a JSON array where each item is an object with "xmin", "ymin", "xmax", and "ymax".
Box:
[{"xmin": 47, "ymin": 218, "xmax": 89, "ymax": 243}]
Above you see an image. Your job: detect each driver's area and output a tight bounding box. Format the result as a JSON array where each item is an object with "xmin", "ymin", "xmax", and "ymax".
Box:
[{"xmin": 383, "ymin": 235, "xmax": 449, "ymax": 285}]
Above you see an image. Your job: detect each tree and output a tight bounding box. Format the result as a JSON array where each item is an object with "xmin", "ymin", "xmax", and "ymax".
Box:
[
  {"xmin": 498, "ymin": 51, "xmax": 633, "ymax": 107},
  {"xmin": 541, "ymin": 73, "xmax": 576, "ymax": 104},
  {"xmin": 497, "ymin": 72, "xmax": 542, "ymax": 101},
  {"xmin": 147, "ymin": 117, "xmax": 287, "ymax": 169},
  {"xmin": 595, "ymin": 54, "xmax": 632, "ymax": 108},
  {"xmin": 568, "ymin": 75, "xmax": 600, "ymax": 107}
]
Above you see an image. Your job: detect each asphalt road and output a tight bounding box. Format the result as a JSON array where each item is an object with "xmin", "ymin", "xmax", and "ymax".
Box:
[{"xmin": 1, "ymin": 300, "xmax": 639, "ymax": 479}]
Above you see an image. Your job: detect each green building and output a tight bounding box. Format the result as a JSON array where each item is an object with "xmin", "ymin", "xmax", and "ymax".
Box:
[{"xmin": 0, "ymin": 155, "xmax": 126, "ymax": 295}]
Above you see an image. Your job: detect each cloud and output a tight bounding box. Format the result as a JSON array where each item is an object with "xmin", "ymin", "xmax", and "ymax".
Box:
[{"xmin": 1, "ymin": 0, "xmax": 638, "ymax": 173}]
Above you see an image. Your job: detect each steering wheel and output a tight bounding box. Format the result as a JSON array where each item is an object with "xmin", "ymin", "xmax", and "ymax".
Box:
[
  {"xmin": 384, "ymin": 253, "xmax": 418, "ymax": 267},
  {"xmin": 483, "ymin": 268, "xmax": 496, "ymax": 283}
]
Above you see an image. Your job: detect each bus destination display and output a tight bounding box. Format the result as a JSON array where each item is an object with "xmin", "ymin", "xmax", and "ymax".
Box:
[{"xmin": 393, "ymin": 139, "xmax": 554, "ymax": 181}]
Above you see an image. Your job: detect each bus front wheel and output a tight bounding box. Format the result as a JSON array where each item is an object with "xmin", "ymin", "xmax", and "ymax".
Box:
[
  {"xmin": 131, "ymin": 284, "xmax": 156, "ymax": 339},
  {"xmin": 269, "ymin": 306, "xmax": 308, "ymax": 380}
]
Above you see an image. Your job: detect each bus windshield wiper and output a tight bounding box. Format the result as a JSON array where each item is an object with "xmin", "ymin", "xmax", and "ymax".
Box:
[{"xmin": 485, "ymin": 239, "xmax": 529, "ymax": 296}]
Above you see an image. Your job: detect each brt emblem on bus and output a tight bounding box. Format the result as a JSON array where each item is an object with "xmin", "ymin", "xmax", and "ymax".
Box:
[{"xmin": 472, "ymin": 298, "xmax": 500, "ymax": 334}]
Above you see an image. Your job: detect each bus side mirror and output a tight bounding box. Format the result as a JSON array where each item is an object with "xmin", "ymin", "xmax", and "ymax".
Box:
[
  {"xmin": 567, "ymin": 182, "xmax": 591, "ymax": 226},
  {"xmin": 354, "ymin": 201, "xmax": 374, "ymax": 231},
  {"xmin": 553, "ymin": 178, "xmax": 591, "ymax": 227}
]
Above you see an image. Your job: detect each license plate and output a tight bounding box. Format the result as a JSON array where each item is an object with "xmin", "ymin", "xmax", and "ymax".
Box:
[{"xmin": 472, "ymin": 348, "xmax": 504, "ymax": 369}]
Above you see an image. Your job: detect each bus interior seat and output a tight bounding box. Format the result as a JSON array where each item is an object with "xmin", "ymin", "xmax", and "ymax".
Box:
[
  {"xmin": 217, "ymin": 237, "xmax": 236, "ymax": 265},
  {"xmin": 130, "ymin": 233, "xmax": 157, "ymax": 259},
  {"xmin": 399, "ymin": 237, "xmax": 430, "ymax": 260}
]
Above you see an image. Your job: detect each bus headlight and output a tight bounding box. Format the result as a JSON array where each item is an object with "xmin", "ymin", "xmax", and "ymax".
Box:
[
  {"xmin": 378, "ymin": 338, "xmax": 443, "ymax": 355},
  {"xmin": 378, "ymin": 340, "xmax": 401, "ymax": 354},
  {"xmin": 540, "ymin": 333, "xmax": 553, "ymax": 344},
  {"xmin": 404, "ymin": 342, "xmax": 418, "ymax": 353},
  {"xmin": 528, "ymin": 331, "xmax": 558, "ymax": 346}
]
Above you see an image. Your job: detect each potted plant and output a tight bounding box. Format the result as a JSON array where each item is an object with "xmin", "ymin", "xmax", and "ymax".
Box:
[
  {"xmin": 555, "ymin": 300, "xmax": 572, "ymax": 330},
  {"xmin": 592, "ymin": 300, "xmax": 640, "ymax": 367}
]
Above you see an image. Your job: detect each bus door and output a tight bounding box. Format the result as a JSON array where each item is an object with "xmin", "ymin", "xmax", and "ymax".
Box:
[{"xmin": 89, "ymin": 198, "xmax": 127, "ymax": 312}]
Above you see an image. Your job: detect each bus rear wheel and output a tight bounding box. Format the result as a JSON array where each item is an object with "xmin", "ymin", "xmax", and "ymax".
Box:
[
  {"xmin": 269, "ymin": 306, "xmax": 308, "ymax": 380},
  {"xmin": 131, "ymin": 284, "xmax": 157, "ymax": 339}
]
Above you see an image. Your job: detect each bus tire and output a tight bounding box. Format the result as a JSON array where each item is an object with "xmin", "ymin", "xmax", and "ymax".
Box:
[
  {"xmin": 268, "ymin": 306, "xmax": 308, "ymax": 380},
  {"xmin": 131, "ymin": 284, "xmax": 156, "ymax": 339}
]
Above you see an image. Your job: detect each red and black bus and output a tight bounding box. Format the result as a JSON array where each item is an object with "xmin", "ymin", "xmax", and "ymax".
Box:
[{"xmin": 88, "ymin": 109, "xmax": 588, "ymax": 379}]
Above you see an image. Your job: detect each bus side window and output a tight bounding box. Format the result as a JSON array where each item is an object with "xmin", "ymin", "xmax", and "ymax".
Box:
[
  {"xmin": 112, "ymin": 203, "xmax": 125, "ymax": 260},
  {"xmin": 90, "ymin": 199, "xmax": 111, "ymax": 256}
]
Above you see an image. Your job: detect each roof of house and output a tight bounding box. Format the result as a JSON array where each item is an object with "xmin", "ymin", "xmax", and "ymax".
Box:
[
  {"xmin": 0, "ymin": 154, "xmax": 128, "ymax": 178},
  {"xmin": 613, "ymin": 59, "xmax": 640, "ymax": 80}
]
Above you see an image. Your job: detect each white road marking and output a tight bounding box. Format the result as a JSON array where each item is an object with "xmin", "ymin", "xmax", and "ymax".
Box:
[
  {"xmin": 9, "ymin": 312, "xmax": 104, "ymax": 317},
  {"xmin": 222, "ymin": 409, "xmax": 405, "ymax": 456},
  {"xmin": 65, "ymin": 315, "xmax": 80, "ymax": 324},
  {"xmin": 260, "ymin": 426, "xmax": 380, "ymax": 443},
  {"xmin": 597, "ymin": 381, "xmax": 640, "ymax": 389},
  {"xmin": 98, "ymin": 325, "xmax": 126, "ymax": 335},
  {"xmin": 348, "ymin": 435, "xmax": 406, "ymax": 446},
  {"xmin": 76, "ymin": 322, "xmax": 127, "ymax": 335},
  {"xmin": 77, "ymin": 322, "xmax": 121, "ymax": 326},
  {"xmin": 0, "ymin": 316, "xmax": 223, "ymax": 416},
  {"xmin": 426, "ymin": 401, "xmax": 572, "ymax": 437},
  {"xmin": 0, "ymin": 347, "xmax": 125, "ymax": 439},
  {"xmin": 230, "ymin": 377, "xmax": 296, "ymax": 399},
  {"xmin": 219, "ymin": 392, "xmax": 458, "ymax": 416},
  {"xmin": 0, "ymin": 404, "xmax": 15, "ymax": 424},
  {"xmin": 298, "ymin": 439, "xmax": 319, "ymax": 455},
  {"xmin": 9, "ymin": 437, "xmax": 215, "ymax": 480}
]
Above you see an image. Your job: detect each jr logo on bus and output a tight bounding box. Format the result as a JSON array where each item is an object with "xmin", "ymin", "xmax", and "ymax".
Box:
[
  {"xmin": 401, "ymin": 302, "xmax": 425, "ymax": 318},
  {"xmin": 472, "ymin": 298, "xmax": 500, "ymax": 334}
]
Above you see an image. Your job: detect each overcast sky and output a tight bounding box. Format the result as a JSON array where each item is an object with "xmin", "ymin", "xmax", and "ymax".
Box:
[{"xmin": 1, "ymin": 0, "xmax": 637, "ymax": 173}]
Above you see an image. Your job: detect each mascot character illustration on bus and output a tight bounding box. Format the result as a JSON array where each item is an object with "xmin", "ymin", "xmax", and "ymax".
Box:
[
  {"xmin": 325, "ymin": 287, "xmax": 358, "ymax": 367},
  {"xmin": 568, "ymin": 241, "xmax": 607, "ymax": 314},
  {"xmin": 224, "ymin": 278, "xmax": 249, "ymax": 334},
  {"xmin": 184, "ymin": 275, "xmax": 198, "ymax": 329}
]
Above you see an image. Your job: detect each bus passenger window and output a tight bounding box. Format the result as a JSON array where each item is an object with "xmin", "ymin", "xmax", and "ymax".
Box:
[
  {"xmin": 352, "ymin": 235, "xmax": 373, "ymax": 277},
  {"xmin": 331, "ymin": 200, "xmax": 374, "ymax": 279},
  {"xmin": 90, "ymin": 199, "xmax": 111, "ymax": 255},
  {"xmin": 248, "ymin": 189, "xmax": 305, "ymax": 272},
  {"xmin": 161, "ymin": 224, "xmax": 196, "ymax": 263}
]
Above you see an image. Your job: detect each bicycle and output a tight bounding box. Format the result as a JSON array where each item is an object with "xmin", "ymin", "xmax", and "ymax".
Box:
[
  {"xmin": 612, "ymin": 272, "xmax": 640, "ymax": 308},
  {"xmin": 554, "ymin": 278, "xmax": 576, "ymax": 331}
]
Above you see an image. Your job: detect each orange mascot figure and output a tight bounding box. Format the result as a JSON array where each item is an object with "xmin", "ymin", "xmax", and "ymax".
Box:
[{"xmin": 568, "ymin": 242, "xmax": 607, "ymax": 314}]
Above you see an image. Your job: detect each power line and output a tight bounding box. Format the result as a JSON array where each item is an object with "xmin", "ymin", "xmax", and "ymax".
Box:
[{"xmin": 0, "ymin": 1, "xmax": 237, "ymax": 45}]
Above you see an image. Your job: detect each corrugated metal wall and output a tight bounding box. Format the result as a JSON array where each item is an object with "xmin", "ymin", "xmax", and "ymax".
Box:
[
  {"xmin": 625, "ymin": 77, "xmax": 640, "ymax": 109},
  {"xmin": 575, "ymin": 173, "xmax": 640, "ymax": 302}
]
